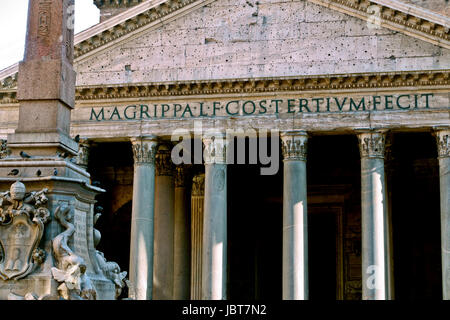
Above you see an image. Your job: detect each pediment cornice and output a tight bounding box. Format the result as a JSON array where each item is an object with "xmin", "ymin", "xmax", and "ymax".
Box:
[
  {"xmin": 309, "ymin": 0, "xmax": 449, "ymax": 48},
  {"xmin": 1, "ymin": 0, "xmax": 449, "ymax": 88},
  {"xmin": 0, "ymin": 70, "xmax": 448, "ymax": 104}
]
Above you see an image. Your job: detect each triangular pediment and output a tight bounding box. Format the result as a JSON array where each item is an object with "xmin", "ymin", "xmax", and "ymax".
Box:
[
  {"xmin": 1, "ymin": 0, "xmax": 449, "ymax": 89},
  {"xmin": 73, "ymin": 0, "xmax": 449, "ymax": 85}
]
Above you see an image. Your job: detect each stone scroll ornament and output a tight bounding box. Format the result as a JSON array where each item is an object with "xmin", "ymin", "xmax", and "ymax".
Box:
[
  {"xmin": 0, "ymin": 181, "xmax": 49, "ymax": 280},
  {"xmin": 51, "ymin": 205, "xmax": 96, "ymax": 300}
]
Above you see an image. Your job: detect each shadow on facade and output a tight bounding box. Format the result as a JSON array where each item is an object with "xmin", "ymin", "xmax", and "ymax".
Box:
[{"xmin": 86, "ymin": 132, "xmax": 442, "ymax": 300}]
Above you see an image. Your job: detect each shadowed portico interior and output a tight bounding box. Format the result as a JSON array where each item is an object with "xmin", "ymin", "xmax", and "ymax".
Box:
[{"xmin": 88, "ymin": 132, "xmax": 441, "ymax": 300}]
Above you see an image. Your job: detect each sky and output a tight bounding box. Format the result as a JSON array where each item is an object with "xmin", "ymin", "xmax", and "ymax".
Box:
[{"xmin": 0, "ymin": 0, "xmax": 100, "ymax": 71}]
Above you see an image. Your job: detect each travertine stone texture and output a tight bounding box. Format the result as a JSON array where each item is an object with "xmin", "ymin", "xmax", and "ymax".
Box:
[
  {"xmin": 94, "ymin": 0, "xmax": 145, "ymax": 22},
  {"xmin": 399, "ymin": 0, "xmax": 450, "ymax": 16},
  {"xmin": 75, "ymin": 0, "xmax": 450, "ymax": 85}
]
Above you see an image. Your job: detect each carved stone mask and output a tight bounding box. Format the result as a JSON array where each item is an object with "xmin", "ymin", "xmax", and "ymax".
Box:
[{"xmin": 10, "ymin": 181, "xmax": 26, "ymax": 201}]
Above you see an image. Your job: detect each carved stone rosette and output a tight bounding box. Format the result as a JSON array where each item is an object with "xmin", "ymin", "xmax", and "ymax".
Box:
[
  {"xmin": 281, "ymin": 131, "xmax": 308, "ymax": 161},
  {"xmin": 436, "ymin": 130, "xmax": 450, "ymax": 158},
  {"xmin": 203, "ymin": 133, "xmax": 227, "ymax": 165},
  {"xmin": 357, "ymin": 131, "xmax": 386, "ymax": 159},
  {"xmin": 155, "ymin": 144, "xmax": 174, "ymax": 176},
  {"xmin": 131, "ymin": 136, "xmax": 158, "ymax": 164}
]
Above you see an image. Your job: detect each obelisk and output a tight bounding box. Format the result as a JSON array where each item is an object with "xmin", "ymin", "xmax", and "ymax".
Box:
[
  {"xmin": 8, "ymin": 0, "xmax": 77, "ymax": 156},
  {"xmin": 0, "ymin": 0, "xmax": 121, "ymax": 300}
]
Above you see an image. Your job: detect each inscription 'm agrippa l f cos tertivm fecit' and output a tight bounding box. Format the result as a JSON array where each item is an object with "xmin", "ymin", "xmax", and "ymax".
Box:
[{"xmin": 89, "ymin": 93, "xmax": 436, "ymax": 121}]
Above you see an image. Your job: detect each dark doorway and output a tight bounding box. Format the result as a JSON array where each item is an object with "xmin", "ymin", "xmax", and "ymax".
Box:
[
  {"xmin": 308, "ymin": 208, "xmax": 338, "ymax": 300},
  {"xmin": 390, "ymin": 132, "xmax": 442, "ymax": 299},
  {"xmin": 228, "ymin": 137, "xmax": 283, "ymax": 300}
]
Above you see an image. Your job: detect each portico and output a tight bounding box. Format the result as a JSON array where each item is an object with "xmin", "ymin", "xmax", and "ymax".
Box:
[{"xmin": 114, "ymin": 124, "xmax": 447, "ymax": 300}]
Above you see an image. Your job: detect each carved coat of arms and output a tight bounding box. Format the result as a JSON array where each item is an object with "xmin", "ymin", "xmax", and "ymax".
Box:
[{"xmin": 0, "ymin": 181, "xmax": 49, "ymax": 280}]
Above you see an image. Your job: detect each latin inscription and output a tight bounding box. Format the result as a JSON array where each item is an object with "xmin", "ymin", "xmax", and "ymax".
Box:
[{"xmin": 89, "ymin": 93, "xmax": 437, "ymax": 121}]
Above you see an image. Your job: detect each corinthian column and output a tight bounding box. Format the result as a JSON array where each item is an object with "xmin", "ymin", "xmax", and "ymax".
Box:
[
  {"xmin": 281, "ymin": 131, "xmax": 309, "ymax": 300},
  {"xmin": 129, "ymin": 136, "xmax": 158, "ymax": 300},
  {"xmin": 173, "ymin": 165, "xmax": 191, "ymax": 300},
  {"xmin": 153, "ymin": 144, "xmax": 175, "ymax": 300},
  {"xmin": 202, "ymin": 133, "xmax": 228, "ymax": 300},
  {"xmin": 357, "ymin": 130, "xmax": 390, "ymax": 300},
  {"xmin": 435, "ymin": 129, "xmax": 450, "ymax": 300},
  {"xmin": 191, "ymin": 173, "xmax": 205, "ymax": 300}
]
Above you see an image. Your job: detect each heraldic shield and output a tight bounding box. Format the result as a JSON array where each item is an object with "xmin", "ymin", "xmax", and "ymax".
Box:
[
  {"xmin": 0, "ymin": 214, "xmax": 43, "ymax": 280},
  {"xmin": 0, "ymin": 181, "xmax": 50, "ymax": 281}
]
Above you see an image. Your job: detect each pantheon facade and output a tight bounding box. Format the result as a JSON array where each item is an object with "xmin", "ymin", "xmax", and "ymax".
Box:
[{"xmin": 0, "ymin": 0, "xmax": 449, "ymax": 300}]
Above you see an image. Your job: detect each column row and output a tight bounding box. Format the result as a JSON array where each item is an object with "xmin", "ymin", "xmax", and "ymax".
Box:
[{"xmin": 127, "ymin": 127, "xmax": 450, "ymax": 300}]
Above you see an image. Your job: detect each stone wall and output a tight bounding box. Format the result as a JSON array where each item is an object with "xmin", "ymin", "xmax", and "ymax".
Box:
[
  {"xmin": 75, "ymin": 0, "xmax": 450, "ymax": 86},
  {"xmin": 399, "ymin": 0, "xmax": 450, "ymax": 16}
]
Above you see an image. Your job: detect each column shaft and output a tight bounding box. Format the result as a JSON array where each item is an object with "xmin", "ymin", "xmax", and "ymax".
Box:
[
  {"xmin": 202, "ymin": 133, "xmax": 227, "ymax": 300},
  {"xmin": 436, "ymin": 130, "xmax": 450, "ymax": 300},
  {"xmin": 191, "ymin": 174, "xmax": 205, "ymax": 300},
  {"xmin": 129, "ymin": 136, "xmax": 158, "ymax": 300},
  {"xmin": 281, "ymin": 131, "xmax": 309, "ymax": 300},
  {"xmin": 358, "ymin": 131, "xmax": 390, "ymax": 300},
  {"xmin": 153, "ymin": 145, "xmax": 175, "ymax": 300},
  {"xmin": 173, "ymin": 166, "xmax": 191, "ymax": 300}
]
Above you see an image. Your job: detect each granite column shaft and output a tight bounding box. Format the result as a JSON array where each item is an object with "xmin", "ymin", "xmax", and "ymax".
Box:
[
  {"xmin": 129, "ymin": 136, "xmax": 158, "ymax": 300},
  {"xmin": 281, "ymin": 131, "xmax": 309, "ymax": 300},
  {"xmin": 436, "ymin": 129, "xmax": 450, "ymax": 300},
  {"xmin": 153, "ymin": 144, "xmax": 175, "ymax": 300},
  {"xmin": 202, "ymin": 133, "xmax": 227, "ymax": 300},
  {"xmin": 358, "ymin": 131, "xmax": 390, "ymax": 300}
]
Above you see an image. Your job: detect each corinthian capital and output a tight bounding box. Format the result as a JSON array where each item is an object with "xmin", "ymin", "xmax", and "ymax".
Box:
[
  {"xmin": 131, "ymin": 136, "xmax": 158, "ymax": 164},
  {"xmin": 281, "ymin": 131, "xmax": 308, "ymax": 161},
  {"xmin": 435, "ymin": 129, "xmax": 450, "ymax": 158},
  {"xmin": 203, "ymin": 132, "xmax": 227, "ymax": 165},
  {"xmin": 155, "ymin": 144, "xmax": 174, "ymax": 176},
  {"xmin": 357, "ymin": 131, "xmax": 386, "ymax": 159},
  {"xmin": 192, "ymin": 173, "xmax": 205, "ymax": 197}
]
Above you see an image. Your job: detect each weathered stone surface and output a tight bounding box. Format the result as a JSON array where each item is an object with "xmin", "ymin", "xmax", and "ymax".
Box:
[
  {"xmin": 399, "ymin": 0, "xmax": 450, "ymax": 16},
  {"xmin": 8, "ymin": 0, "xmax": 78, "ymax": 157},
  {"xmin": 75, "ymin": 0, "xmax": 449, "ymax": 85},
  {"xmin": 0, "ymin": 0, "xmax": 120, "ymax": 301}
]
